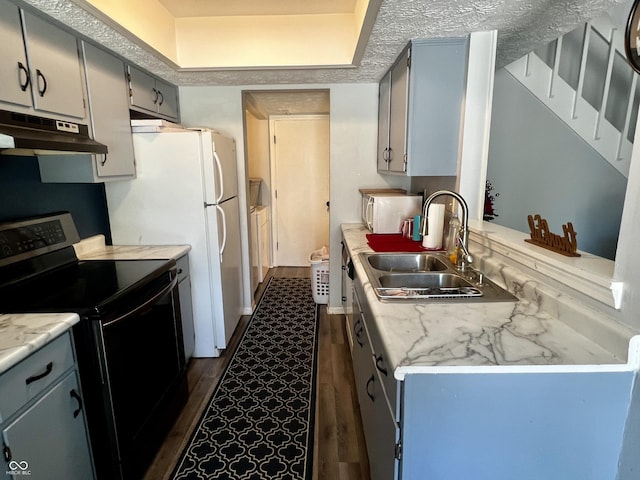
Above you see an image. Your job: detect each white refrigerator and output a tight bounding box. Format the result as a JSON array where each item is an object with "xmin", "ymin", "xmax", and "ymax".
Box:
[{"xmin": 105, "ymin": 124, "xmax": 243, "ymax": 357}]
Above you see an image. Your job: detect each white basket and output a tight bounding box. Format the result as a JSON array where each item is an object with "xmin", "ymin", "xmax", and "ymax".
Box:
[{"xmin": 309, "ymin": 247, "xmax": 330, "ymax": 304}]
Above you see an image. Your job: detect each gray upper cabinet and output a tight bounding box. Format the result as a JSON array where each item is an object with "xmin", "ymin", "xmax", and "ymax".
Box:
[
  {"xmin": 388, "ymin": 53, "xmax": 410, "ymax": 173},
  {"xmin": 38, "ymin": 42, "xmax": 137, "ymax": 183},
  {"xmin": 0, "ymin": 1, "xmax": 87, "ymax": 120},
  {"xmin": 377, "ymin": 37, "xmax": 468, "ymax": 176},
  {"xmin": 82, "ymin": 42, "xmax": 135, "ymax": 179},
  {"xmin": 21, "ymin": 11, "xmax": 86, "ymax": 119},
  {"xmin": 377, "ymin": 71, "xmax": 392, "ymax": 171},
  {"xmin": 0, "ymin": 0, "xmax": 31, "ymax": 108},
  {"xmin": 155, "ymin": 78, "xmax": 179, "ymax": 119},
  {"xmin": 128, "ymin": 65, "xmax": 179, "ymax": 121}
]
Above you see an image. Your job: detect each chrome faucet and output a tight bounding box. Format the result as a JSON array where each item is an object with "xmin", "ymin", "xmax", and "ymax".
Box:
[{"xmin": 421, "ymin": 190, "xmax": 473, "ymax": 272}]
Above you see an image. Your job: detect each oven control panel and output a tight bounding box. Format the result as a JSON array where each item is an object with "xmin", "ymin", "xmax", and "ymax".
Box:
[{"xmin": 0, "ymin": 212, "xmax": 80, "ymax": 267}]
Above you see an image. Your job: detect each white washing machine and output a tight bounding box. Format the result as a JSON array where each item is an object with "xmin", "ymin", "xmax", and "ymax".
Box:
[
  {"xmin": 249, "ymin": 206, "xmax": 259, "ymax": 294},
  {"xmin": 254, "ymin": 206, "xmax": 271, "ymax": 282},
  {"xmin": 248, "ymin": 178, "xmax": 265, "ymax": 295}
]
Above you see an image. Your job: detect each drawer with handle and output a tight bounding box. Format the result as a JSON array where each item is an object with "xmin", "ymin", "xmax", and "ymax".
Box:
[
  {"xmin": 0, "ymin": 332, "xmax": 75, "ymax": 422},
  {"xmin": 176, "ymin": 254, "xmax": 190, "ymax": 283}
]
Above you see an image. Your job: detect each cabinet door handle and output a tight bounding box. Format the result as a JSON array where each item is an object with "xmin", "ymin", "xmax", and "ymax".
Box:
[
  {"xmin": 366, "ymin": 374, "xmax": 375, "ymax": 401},
  {"xmin": 387, "ymin": 147, "xmax": 393, "ymax": 162},
  {"xmin": 100, "ymin": 154, "xmax": 108, "ymax": 166},
  {"xmin": 17, "ymin": 62, "xmax": 30, "ymax": 91},
  {"xmin": 3, "ymin": 443, "xmax": 11, "ymax": 462},
  {"xmin": 25, "ymin": 361, "xmax": 53, "ymax": 385},
  {"xmin": 152, "ymin": 87, "xmax": 159, "ymax": 104},
  {"xmin": 375, "ymin": 354, "xmax": 388, "ymax": 376},
  {"xmin": 36, "ymin": 69, "xmax": 47, "ymax": 97},
  {"xmin": 70, "ymin": 389, "xmax": 83, "ymax": 418},
  {"xmin": 354, "ymin": 318, "xmax": 363, "ymax": 347},
  {"xmin": 157, "ymin": 90, "xmax": 164, "ymax": 106}
]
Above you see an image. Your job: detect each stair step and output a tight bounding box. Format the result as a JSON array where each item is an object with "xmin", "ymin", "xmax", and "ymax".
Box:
[{"xmin": 504, "ymin": 14, "xmax": 638, "ymax": 178}]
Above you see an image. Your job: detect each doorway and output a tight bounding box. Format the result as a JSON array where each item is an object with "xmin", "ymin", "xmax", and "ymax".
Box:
[
  {"xmin": 242, "ymin": 90, "xmax": 330, "ymax": 272},
  {"xmin": 271, "ymin": 115, "xmax": 330, "ymax": 265}
]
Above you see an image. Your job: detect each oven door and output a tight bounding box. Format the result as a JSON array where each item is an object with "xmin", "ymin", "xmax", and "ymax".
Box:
[{"xmin": 92, "ymin": 270, "xmax": 186, "ymax": 479}]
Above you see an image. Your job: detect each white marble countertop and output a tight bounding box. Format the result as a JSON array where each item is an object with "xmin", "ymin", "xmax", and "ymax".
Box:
[
  {"xmin": 73, "ymin": 235, "xmax": 191, "ymax": 260},
  {"xmin": 342, "ymin": 223, "xmax": 640, "ymax": 378},
  {"xmin": 0, "ymin": 313, "xmax": 80, "ymax": 375}
]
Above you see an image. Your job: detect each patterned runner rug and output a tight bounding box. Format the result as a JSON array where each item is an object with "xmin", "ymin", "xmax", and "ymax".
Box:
[{"xmin": 171, "ymin": 277, "xmax": 319, "ymax": 480}]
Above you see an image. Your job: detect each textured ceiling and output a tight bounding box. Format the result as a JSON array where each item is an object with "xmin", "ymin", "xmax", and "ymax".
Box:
[
  {"xmin": 20, "ymin": 0, "xmax": 633, "ymax": 88},
  {"xmin": 244, "ymin": 90, "xmax": 330, "ymax": 118}
]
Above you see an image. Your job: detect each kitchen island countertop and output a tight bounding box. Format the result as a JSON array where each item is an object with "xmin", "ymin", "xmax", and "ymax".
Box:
[
  {"xmin": 342, "ymin": 223, "xmax": 640, "ymax": 378},
  {"xmin": 0, "ymin": 313, "xmax": 80, "ymax": 375}
]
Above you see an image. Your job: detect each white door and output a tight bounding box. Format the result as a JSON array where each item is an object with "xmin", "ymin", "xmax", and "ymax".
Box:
[{"xmin": 271, "ymin": 115, "xmax": 330, "ymax": 266}]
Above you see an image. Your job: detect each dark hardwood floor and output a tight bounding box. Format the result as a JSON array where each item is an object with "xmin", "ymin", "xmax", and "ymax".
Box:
[{"xmin": 143, "ymin": 267, "xmax": 370, "ymax": 480}]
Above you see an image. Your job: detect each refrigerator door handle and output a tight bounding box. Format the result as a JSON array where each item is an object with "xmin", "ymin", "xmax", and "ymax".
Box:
[
  {"xmin": 216, "ymin": 204, "xmax": 227, "ymax": 262},
  {"xmin": 365, "ymin": 197, "xmax": 374, "ymax": 230},
  {"xmin": 213, "ymin": 151, "xmax": 224, "ymax": 204}
]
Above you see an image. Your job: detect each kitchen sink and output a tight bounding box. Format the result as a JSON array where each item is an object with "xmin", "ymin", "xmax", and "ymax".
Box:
[
  {"xmin": 365, "ymin": 253, "xmax": 448, "ymax": 272},
  {"xmin": 360, "ymin": 252, "xmax": 517, "ymax": 303},
  {"xmin": 379, "ymin": 272, "xmax": 475, "ymax": 289},
  {"xmin": 377, "ymin": 273, "xmax": 483, "ymax": 299}
]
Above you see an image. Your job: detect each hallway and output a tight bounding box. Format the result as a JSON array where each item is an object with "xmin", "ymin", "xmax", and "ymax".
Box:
[{"xmin": 143, "ymin": 267, "xmax": 370, "ymax": 479}]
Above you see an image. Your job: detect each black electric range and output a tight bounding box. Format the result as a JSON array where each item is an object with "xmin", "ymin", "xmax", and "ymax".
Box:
[
  {"xmin": 0, "ymin": 212, "xmax": 187, "ymax": 480},
  {"xmin": 1, "ymin": 252, "xmax": 173, "ymax": 315}
]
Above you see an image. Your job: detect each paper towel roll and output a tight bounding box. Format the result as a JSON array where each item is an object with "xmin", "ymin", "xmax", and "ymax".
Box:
[{"xmin": 422, "ymin": 203, "xmax": 445, "ymax": 249}]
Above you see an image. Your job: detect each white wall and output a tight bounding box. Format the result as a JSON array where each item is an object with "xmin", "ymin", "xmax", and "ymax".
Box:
[
  {"xmin": 87, "ymin": 0, "xmax": 178, "ymax": 61},
  {"xmin": 487, "ymin": 69, "xmax": 626, "ymax": 260},
  {"xmin": 179, "ymin": 83, "xmax": 407, "ymax": 312},
  {"xmin": 176, "ymin": 15, "xmax": 355, "ymax": 68},
  {"xmin": 245, "ymin": 111, "xmax": 271, "ymax": 205}
]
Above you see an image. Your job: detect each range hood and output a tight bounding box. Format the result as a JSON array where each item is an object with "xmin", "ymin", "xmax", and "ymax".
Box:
[{"xmin": 0, "ymin": 110, "xmax": 108, "ymax": 156}]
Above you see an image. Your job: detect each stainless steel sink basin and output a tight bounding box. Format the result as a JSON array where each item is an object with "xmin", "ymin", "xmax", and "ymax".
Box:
[
  {"xmin": 365, "ymin": 253, "xmax": 448, "ymax": 272},
  {"xmin": 359, "ymin": 252, "xmax": 517, "ymax": 303},
  {"xmin": 379, "ymin": 273, "xmax": 474, "ymax": 289},
  {"xmin": 377, "ymin": 273, "xmax": 483, "ymax": 300}
]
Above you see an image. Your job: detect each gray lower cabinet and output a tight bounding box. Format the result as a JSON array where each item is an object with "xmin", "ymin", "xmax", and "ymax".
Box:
[
  {"xmin": 377, "ymin": 37, "xmax": 468, "ymax": 176},
  {"xmin": 2, "ymin": 372, "xmax": 94, "ymax": 479},
  {"xmin": 341, "ymin": 239, "xmax": 354, "ymax": 349},
  {"xmin": 351, "ymin": 275, "xmax": 636, "ymax": 480},
  {"xmin": 0, "ymin": 332, "xmax": 94, "ymax": 480},
  {"xmin": 177, "ymin": 254, "xmax": 195, "ymax": 361},
  {"xmin": 127, "ymin": 65, "xmax": 179, "ymax": 121},
  {"xmin": 0, "ymin": 0, "xmax": 86, "ymax": 119},
  {"xmin": 352, "ymin": 284, "xmax": 399, "ymax": 480}
]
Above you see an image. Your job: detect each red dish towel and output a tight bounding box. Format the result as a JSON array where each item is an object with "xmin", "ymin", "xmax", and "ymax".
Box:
[{"xmin": 366, "ymin": 233, "xmax": 444, "ymax": 252}]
